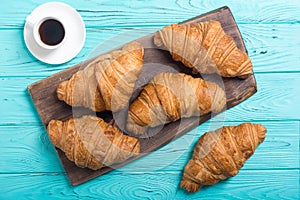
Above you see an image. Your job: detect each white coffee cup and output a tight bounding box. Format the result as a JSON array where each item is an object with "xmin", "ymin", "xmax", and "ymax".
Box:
[{"xmin": 26, "ymin": 15, "xmax": 66, "ymax": 50}]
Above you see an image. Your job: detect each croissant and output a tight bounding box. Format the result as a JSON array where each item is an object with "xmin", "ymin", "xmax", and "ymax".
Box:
[
  {"xmin": 47, "ymin": 115, "xmax": 140, "ymax": 170},
  {"xmin": 154, "ymin": 21, "xmax": 252, "ymax": 78},
  {"xmin": 57, "ymin": 41, "xmax": 144, "ymax": 112},
  {"xmin": 126, "ymin": 72, "xmax": 226, "ymax": 135},
  {"xmin": 180, "ymin": 123, "xmax": 266, "ymax": 192}
]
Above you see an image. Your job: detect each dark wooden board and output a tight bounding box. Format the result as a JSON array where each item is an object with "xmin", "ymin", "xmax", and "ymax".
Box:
[{"xmin": 28, "ymin": 6, "xmax": 257, "ymax": 186}]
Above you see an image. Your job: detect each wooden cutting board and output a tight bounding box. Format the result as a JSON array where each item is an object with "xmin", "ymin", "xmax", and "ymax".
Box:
[{"xmin": 28, "ymin": 6, "xmax": 257, "ymax": 186}]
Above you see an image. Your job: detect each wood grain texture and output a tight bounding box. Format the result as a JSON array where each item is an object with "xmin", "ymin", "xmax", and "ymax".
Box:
[
  {"xmin": 226, "ymin": 72, "xmax": 300, "ymax": 121},
  {"xmin": 0, "ymin": 78, "xmax": 42, "ymax": 125},
  {"xmin": 239, "ymin": 24, "xmax": 300, "ymax": 73},
  {"xmin": 0, "ymin": 170, "xmax": 298, "ymax": 199},
  {"xmin": 0, "ymin": 126, "xmax": 63, "ymax": 173},
  {"xmin": 0, "ymin": 121, "xmax": 298, "ymax": 173},
  {"xmin": 0, "ymin": 0, "xmax": 299, "ymax": 198},
  {"xmin": 1, "ymin": 0, "xmax": 300, "ymax": 28},
  {"xmin": 1, "ymin": 73, "xmax": 300, "ymax": 125},
  {"xmin": 28, "ymin": 7, "xmax": 259, "ymax": 185},
  {"xmin": 1, "ymin": 24, "xmax": 300, "ymax": 77},
  {"xmin": 0, "ymin": 28, "xmax": 144, "ymax": 77}
]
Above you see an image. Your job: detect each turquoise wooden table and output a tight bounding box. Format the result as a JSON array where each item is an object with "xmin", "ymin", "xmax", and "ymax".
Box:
[{"xmin": 1, "ymin": 0, "xmax": 299, "ymax": 199}]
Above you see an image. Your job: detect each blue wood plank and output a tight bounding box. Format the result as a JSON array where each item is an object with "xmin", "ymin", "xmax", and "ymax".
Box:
[
  {"xmin": 0, "ymin": 126, "xmax": 63, "ymax": 173},
  {"xmin": 0, "ymin": 0, "xmax": 299, "ymax": 199},
  {"xmin": 225, "ymin": 72, "xmax": 300, "ymax": 121},
  {"xmin": 239, "ymin": 23, "xmax": 300, "ymax": 73},
  {"xmin": 1, "ymin": 24, "xmax": 300, "ymax": 77},
  {"xmin": 0, "ymin": 121, "xmax": 298, "ymax": 173},
  {"xmin": 1, "ymin": 0, "xmax": 300, "ymax": 28},
  {"xmin": 1, "ymin": 73, "xmax": 300, "ymax": 125},
  {"xmin": 0, "ymin": 28, "xmax": 154, "ymax": 77},
  {"xmin": 0, "ymin": 78, "xmax": 42, "ymax": 125},
  {"xmin": 0, "ymin": 170, "xmax": 298, "ymax": 199}
]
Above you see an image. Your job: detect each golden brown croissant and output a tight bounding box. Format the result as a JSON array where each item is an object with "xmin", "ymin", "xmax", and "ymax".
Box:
[
  {"xmin": 47, "ymin": 115, "xmax": 140, "ymax": 170},
  {"xmin": 180, "ymin": 123, "xmax": 266, "ymax": 192},
  {"xmin": 154, "ymin": 21, "xmax": 252, "ymax": 78},
  {"xmin": 57, "ymin": 41, "xmax": 144, "ymax": 112},
  {"xmin": 126, "ymin": 72, "xmax": 226, "ymax": 135}
]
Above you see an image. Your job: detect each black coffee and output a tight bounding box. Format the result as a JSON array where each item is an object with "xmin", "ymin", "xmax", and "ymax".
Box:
[{"xmin": 38, "ymin": 19, "xmax": 65, "ymax": 46}]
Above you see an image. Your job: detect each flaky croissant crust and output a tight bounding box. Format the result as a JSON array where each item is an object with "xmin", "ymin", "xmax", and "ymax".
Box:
[
  {"xmin": 180, "ymin": 123, "xmax": 266, "ymax": 192},
  {"xmin": 154, "ymin": 21, "xmax": 253, "ymax": 78},
  {"xmin": 47, "ymin": 115, "xmax": 140, "ymax": 170},
  {"xmin": 57, "ymin": 41, "xmax": 144, "ymax": 112},
  {"xmin": 127, "ymin": 72, "xmax": 226, "ymax": 135}
]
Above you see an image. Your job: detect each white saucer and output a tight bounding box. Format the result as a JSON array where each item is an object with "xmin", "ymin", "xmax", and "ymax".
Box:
[{"xmin": 24, "ymin": 2, "xmax": 86, "ymax": 64}]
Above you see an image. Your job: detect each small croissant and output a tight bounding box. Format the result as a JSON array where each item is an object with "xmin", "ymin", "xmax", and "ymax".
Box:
[
  {"xmin": 47, "ymin": 115, "xmax": 140, "ymax": 170},
  {"xmin": 154, "ymin": 21, "xmax": 252, "ymax": 78},
  {"xmin": 57, "ymin": 41, "xmax": 144, "ymax": 112},
  {"xmin": 180, "ymin": 123, "xmax": 266, "ymax": 192},
  {"xmin": 127, "ymin": 72, "xmax": 226, "ymax": 135}
]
